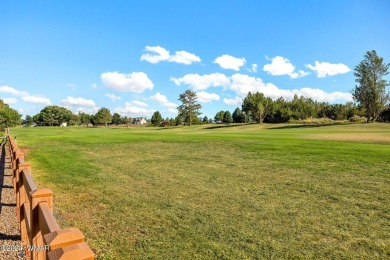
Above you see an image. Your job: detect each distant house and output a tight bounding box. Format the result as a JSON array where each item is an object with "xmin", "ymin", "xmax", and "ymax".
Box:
[
  {"xmin": 60, "ymin": 122, "xmax": 67, "ymax": 127},
  {"xmin": 132, "ymin": 117, "xmax": 147, "ymax": 125}
]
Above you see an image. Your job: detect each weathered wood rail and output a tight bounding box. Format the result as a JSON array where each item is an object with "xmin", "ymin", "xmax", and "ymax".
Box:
[{"xmin": 6, "ymin": 129, "xmax": 94, "ymax": 260}]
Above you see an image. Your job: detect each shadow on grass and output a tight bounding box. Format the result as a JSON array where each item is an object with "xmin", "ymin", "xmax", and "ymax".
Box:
[
  {"xmin": 204, "ymin": 124, "xmax": 249, "ymax": 130},
  {"xmin": 268, "ymin": 122, "xmax": 348, "ymax": 130}
]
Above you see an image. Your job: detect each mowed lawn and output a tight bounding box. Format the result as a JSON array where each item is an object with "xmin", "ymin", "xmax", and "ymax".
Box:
[{"xmin": 11, "ymin": 123, "xmax": 390, "ymax": 259}]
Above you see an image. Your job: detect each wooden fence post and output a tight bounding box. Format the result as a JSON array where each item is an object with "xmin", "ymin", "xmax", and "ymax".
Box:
[
  {"xmin": 29, "ymin": 189, "xmax": 53, "ymax": 260},
  {"xmin": 44, "ymin": 228, "xmax": 94, "ymax": 260},
  {"xmin": 16, "ymin": 163, "xmax": 31, "ymax": 219}
]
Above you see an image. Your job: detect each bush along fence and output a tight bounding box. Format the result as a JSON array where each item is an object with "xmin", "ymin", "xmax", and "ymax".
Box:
[{"xmin": 6, "ymin": 129, "xmax": 95, "ymax": 260}]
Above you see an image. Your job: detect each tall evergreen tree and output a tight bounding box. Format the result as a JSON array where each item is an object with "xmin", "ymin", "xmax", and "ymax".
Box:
[
  {"xmin": 232, "ymin": 107, "xmax": 244, "ymax": 123},
  {"xmin": 177, "ymin": 89, "xmax": 202, "ymax": 126},
  {"xmin": 151, "ymin": 111, "xmax": 163, "ymax": 126},
  {"xmin": 223, "ymin": 111, "xmax": 233, "ymax": 124}
]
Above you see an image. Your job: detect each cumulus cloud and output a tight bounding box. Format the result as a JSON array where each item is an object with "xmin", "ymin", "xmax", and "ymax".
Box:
[
  {"xmin": 140, "ymin": 46, "xmax": 170, "ymax": 64},
  {"xmin": 229, "ymin": 73, "xmax": 353, "ymax": 102},
  {"xmin": 141, "ymin": 46, "xmax": 201, "ymax": 65},
  {"xmin": 115, "ymin": 102, "xmax": 155, "ymax": 117},
  {"xmin": 3, "ymin": 97, "xmax": 18, "ymax": 104},
  {"xmin": 214, "ymin": 54, "xmax": 246, "ymax": 71},
  {"xmin": 223, "ymin": 96, "xmax": 242, "ymax": 106},
  {"xmin": 101, "ymin": 71, "xmax": 154, "ymax": 93},
  {"xmin": 170, "ymin": 73, "xmax": 230, "ymax": 91},
  {"xmin": 131, "ymin": 100, "xmax": 148, "ymax": 107},
  {"xmin": 150, "ymin": 92, "xmax": 168, "ymax": 103},
  {"xmin": 0, "ymin": 85, "xmax": 52, "ymax": 105},
  {"xmin": 305, "ymin": 61, "xmax": 351, "ymax": 77},
  {"xmin": 169, "ymin": 51, "xmax": 201, "ymax": 65},
  {"xmin": 22, "ymin": 96, "xmax": 51, "ymax": 105},
  {"xmin": 71, "ymin": 106, "xmax": 100, "ymax": 115},
  {"xmin": 0, "ymin": 86, "xmax": 29, "ymax": 96},
  {"xmin": 263, "ymin": 56, "xmax": 308, "ymax": 79},
  {"xmin": 197, "ymin": 91, "xmax": 220, "ymax": 102},
  {"xmin": 105, "ymin": 93, "xmax": 121, "ymax": 101},
  {"xmin": 150, "ymin": 92, "xmax": 178, "ymax": 113},
  {"xmin": 167, "ymin": 108, "xmax": 178, "ymax": 114},
  {"xmin": 171, "ymin": 71, "xmax": 351, "ymax": 103},
  {"xmin": 163, "ymin": 102, "xmax": 178, "ymax": 108},
  {"xmin": 295, "ymin": 88, "xmax": 353, "ymax": 102},
  {"xmin": 62, "ymin": 96, "xmax": 96, "ymax": 107}
]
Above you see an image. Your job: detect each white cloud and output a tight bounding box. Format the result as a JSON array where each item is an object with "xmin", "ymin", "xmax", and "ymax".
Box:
[
  {"xmin": 91, "ymin": 83, "xmax": 99, "ymax": 89},
  {"xmin": 140, "ymin": 46, "xmax": 170, "ymax": 64},
  {"xmin": 169, "ymin": 51, "xmax": 201, "ymax": 65},
  {"xmin": 263, "ymin": 56, "xmax": 308, "ymax": 79},
  {"xmin": 150, "ymin": 92, "xmax": 168, "ymax": 103},
  {"xmin": 171, "ymin": 73, "xmax": 230, "ymax": 91},
  {"xmin": 0, "ymin": 85, "xmax": 53, "ymax": 105},
  {"xmin": 305, "ymin": 61, "xmax": 351, "ymax": 77},
  {"xmin": 62, "ymin": 96, "xmax": 96, "ymax": 107},
  {"xmin": 197, "ymin": 91, "xmax": 220, "ymax": 102},
  {"xmin": 172, "ymin": 72, "xmax": 351, "ymax": 103},
  {"xmin": 3, "ymin": 97, "xmax": 18, "ymax": 104},
  {"xmin": 22, "ymin": 95, "xmax": 51, "ymax": 105},
  {"xmin": 168, "ymin": 108, "xmax": 178, "ymax": 114},
  {"xmin": 101, "ymin": 71, "xmax": 153, "ymax": 93},
  {"xmin": 150, "ymin": 92, "xmax": 178, "ymax": 114},
  {"xmin": 214, "ymin": 54, "xmax": 246, "ymax": 71},
  {"xmin": 163, "ymin": 102, "xmax": 178, "ymax": 108},
  {"xmin": 105, "ymin": 93, "xmax": 121, "ymax": 101},
  {"xmin": 69, "ymin": 106, "xmax": 100, "ymax": 115},
  {"xmin": 229, "ymin": 73, "xmax": 352, "ymax": 102},
  {"xmin": 223, "ymin": 96, "xmax": 242, "ymax": 106},
  {"xmin": 115, "ymin": 102, "xmax": 154, "ymax": 117},
  {"xmin": 0, "ymin": 86, "xmax": 29, "ymax": 96},
  {"xmin": 249, "ymin": 64, "xmax": 258, "ymax": 73},
  {"xmin": 295, "ymin": 88, "xmax": 353, "ymax": 102},
  {"xmin": 131, "ymin": 100, "xmax": 148, "ymax": 107},
  {"xmin": 141, "ymin": 46, "xmax": 200, "ymax": 65}
]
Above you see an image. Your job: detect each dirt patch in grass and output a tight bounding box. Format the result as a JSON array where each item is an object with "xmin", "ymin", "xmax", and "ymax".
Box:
[{"xmin": 305, "ymin": 133, "xmax": 390, "ymax": 144}]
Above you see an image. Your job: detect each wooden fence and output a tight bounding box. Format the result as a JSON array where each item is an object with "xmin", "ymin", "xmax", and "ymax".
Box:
[{"xmin": 6, "ymin": 129, "xmax": 95, "ymax": 260}]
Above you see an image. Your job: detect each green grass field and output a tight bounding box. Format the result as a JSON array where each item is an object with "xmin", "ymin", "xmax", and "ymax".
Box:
[{"xmin": 11, "ymin": 123, "xmax": 390, "ymax": 259}]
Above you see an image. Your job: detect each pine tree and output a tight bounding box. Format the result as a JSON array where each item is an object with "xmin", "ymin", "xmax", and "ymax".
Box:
[{"xmin": 177, "ymin": 90, "xmax": 202, "ymax": 126}]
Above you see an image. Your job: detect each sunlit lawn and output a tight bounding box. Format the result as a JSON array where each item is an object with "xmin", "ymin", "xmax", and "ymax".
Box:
[{"xmin": 11, "ymin": 123, "xmax": 390, "ymax": 259}]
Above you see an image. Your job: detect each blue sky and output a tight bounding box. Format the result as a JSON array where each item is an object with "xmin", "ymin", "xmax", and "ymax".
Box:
[{"xmin": 1, "ymin": 0, "xmax": 389, "ymax": 119}]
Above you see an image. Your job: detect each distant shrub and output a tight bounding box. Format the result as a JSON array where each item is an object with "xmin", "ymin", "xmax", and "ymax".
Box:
[
  {"xmin": 289, "ymin": 117, "xmax": 334, "ymax": 124},
  {"xmin": 349, "ymin": 115, "xmax": 368, "ymax": 123}
]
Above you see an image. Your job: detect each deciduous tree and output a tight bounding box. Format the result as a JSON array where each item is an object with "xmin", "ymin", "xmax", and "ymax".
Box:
[
  {"xmin": 0, "ymin": 99, "xmax": 21, "ymax": 129},
  {"xmin": 353, "ymin": 50, "xmax": 390, "ymax": 122},
  {"xmin": 94, "ymin": 107, "xmax": 112, "ymax": 126},
  {"xmin": 112, "ymin": 113, "xmax": 122, "ymax": 126},
  {"xmin": 242, "ymin": 92, "xmax": 273, "ymax": 123}
]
